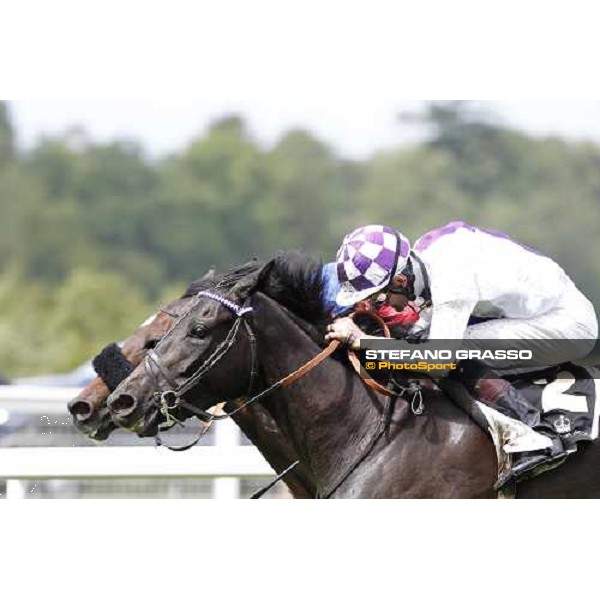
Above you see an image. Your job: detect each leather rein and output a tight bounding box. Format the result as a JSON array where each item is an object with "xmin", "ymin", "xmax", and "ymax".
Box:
[{"xmin": 144, "ymin": 291, "xmax": 415, "ymax": 498}]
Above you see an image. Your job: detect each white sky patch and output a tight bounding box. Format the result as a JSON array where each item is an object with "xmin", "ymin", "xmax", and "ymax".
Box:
[{"xmin": 9, "ymin": 101, "xmax": 600, "ymax": 161}]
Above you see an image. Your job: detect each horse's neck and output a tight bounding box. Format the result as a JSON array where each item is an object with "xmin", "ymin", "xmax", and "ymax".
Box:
[
  {"xmin": 227, "ymin": 401, "xmax": 316, "ymax": 498},
  {"xmin": 252, "ymin": 294, "xmax": 382, "ymax": 492}
]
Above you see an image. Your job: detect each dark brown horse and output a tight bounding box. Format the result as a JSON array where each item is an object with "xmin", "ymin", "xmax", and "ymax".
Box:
[
  {"xmin": 106, "ymin": 252, "xmax": 600, "ymax": 498},
  {"xmin": 67, "ymin": 275, "xmax": 315, "ymax": 498}
]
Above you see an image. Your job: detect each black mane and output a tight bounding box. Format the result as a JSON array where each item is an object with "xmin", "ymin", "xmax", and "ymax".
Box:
[
  {"xmin": 181, "ymin": 261, "xmax": 263, "ymax": 299},
  {"xmin": 183, "ymin": 252, "xmax": 328, "ymax": 330},
  {"xmin": 181, "ymin": 268, "xmax": 218, "ymax": 298},
  {"xmin": 181, "ymin": 278, "xmax": 214, "ymax": 298},
  {"xmin": 260, "ymin": 251, "xmax": 328, "ymax": 330}
]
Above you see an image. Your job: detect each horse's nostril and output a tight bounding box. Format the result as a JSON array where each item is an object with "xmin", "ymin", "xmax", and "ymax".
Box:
[
  {"xmin": 109, "ymin": 394, "xmax": 137, "ymax": 415},
  {"xmin": 68, "ymin": 399, "xmax": 95, "ymax": 422}
]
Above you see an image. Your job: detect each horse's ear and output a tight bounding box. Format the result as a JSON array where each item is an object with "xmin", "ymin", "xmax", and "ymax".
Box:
[
  {"xmin": 231, "ymin": 259, "xmax": 275, "ymax": 301},
  {"xmin": 201, "ymin": 267, "xmax": 217, "ymax": 281}
]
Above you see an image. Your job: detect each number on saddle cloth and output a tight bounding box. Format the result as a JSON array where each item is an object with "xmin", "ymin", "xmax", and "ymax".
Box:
[{"xmin": 514, "ymin": 364, "xmax": 597, "ymax": 444}]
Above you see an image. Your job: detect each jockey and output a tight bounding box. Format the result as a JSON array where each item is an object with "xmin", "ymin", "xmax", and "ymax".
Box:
[{"xmin": 324, "ymin": 222, "xmax": 598, "ymax": 484}]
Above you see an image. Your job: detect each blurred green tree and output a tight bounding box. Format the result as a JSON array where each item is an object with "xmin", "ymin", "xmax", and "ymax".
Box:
[
  {"xmin": 152, "ymin": 115, "xmax": 269, "ymax": 280},
  {"xmin": 0, "ymin": 101, "xmax": 15, "ymax": 167},
  {"xmin": 2, "ymin": 100, "xmax": 600, "ymax": 376},
  {"xmin": 44, "ymin": 268, "xmax": 152, "ymax": 372},
  {"xmin": 256, "ymin": 129, "xmax": 353, "ymax": 258}
]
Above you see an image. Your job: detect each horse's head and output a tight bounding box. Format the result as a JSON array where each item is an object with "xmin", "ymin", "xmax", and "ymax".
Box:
[
  {"xmin": 67, "ymin": 271, "xmax": 217, "ymax": 440},
  {"xmin": 107, "ymin": 252, "xmax": 327, "ymax": 436},
  {"xmin": 107, "ymin": 261, "xmax": 268, "ymax": 434}
]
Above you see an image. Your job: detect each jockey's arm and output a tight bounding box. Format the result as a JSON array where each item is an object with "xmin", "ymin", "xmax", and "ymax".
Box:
[{"xmin": 427, "ymin": 299, "xmax": 476, "ymax": 340}]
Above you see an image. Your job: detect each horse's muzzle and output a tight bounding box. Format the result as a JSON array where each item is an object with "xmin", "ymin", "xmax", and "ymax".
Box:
[
  {"xmin": 107, "ymin": 393, "xmax": 138, "ymax": 419},
  {"xmin": 67, "ymin": 398, "xmax": 96, "ymax": 423}
]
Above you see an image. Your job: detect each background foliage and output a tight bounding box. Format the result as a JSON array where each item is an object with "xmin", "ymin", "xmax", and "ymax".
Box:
[{"xmin": 1, "ymin": 101, "xmax": 599, "ymax": 376}]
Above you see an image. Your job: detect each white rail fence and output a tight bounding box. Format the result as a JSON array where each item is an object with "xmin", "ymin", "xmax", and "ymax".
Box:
[{"xmin": 0, "ymin": 385, "xmax": 276, "ymax": 500}]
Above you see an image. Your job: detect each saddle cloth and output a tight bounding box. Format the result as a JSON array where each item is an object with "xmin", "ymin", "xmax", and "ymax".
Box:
[{"xmin": 475, "ymin": 364, "xmax": 600, "ymax": 480}]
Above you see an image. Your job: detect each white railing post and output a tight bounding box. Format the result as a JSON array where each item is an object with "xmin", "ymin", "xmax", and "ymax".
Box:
[
  {"xmin": 213, "ymin": 418, "xmax": 241, "ymax": 499},
  {"xmin": 6, "ymin": 479, "xmax": 26, "ymax": 500}
]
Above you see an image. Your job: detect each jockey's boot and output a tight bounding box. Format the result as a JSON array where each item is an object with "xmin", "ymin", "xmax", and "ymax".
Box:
[
  {"xmin": 454, "ymin": 362, "xmax": 568, "ymax": 488},
  {"xmin": 495, "ymin": 416, "xmax": 568, "ymax": 490},
  {"xmin": 472, "ymin": 377, "xmax": 568, "ymax": 488},
  {"xmin": 474, "ymin": 377, "xmax": 540, "ymax": 427}
]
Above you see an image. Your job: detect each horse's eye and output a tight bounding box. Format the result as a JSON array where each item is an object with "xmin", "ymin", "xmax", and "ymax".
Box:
[
  {"xmin": 189, "ymin": 322, "xmax": 208, "ymax": 338},
  {"xmin": 144, "ymin": 339, "xmax": 160, "ymax": 350}
]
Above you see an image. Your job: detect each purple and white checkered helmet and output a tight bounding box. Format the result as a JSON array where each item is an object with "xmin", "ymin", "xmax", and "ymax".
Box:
[{"xmin": 335, "ymin": 225, "xmax": 411, "ymax": 307}]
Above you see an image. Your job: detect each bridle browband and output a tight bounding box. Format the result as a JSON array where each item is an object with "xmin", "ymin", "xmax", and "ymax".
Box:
[{"xmin": 194, "ymin": 290, "xmax": 254, "ymax": 317}]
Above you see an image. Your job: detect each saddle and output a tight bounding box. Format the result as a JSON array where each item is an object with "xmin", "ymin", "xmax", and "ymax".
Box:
[{"xmin": 440, "ymin": 363, "xmax": 599, "ymax": 490}]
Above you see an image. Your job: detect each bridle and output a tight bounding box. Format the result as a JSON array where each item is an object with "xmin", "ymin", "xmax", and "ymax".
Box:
[
  {"xmin": 137, "ymin": 289, "xmax": 423, "ymax": 498},
  {"xmin": 142, "ymin": 289, "xmax": 340, "ymax": 478},
  {"xmin": 143, "ymin": 291, "xmax": 260, "ymax": 449},
  {"xmin": 140, "ymin": 288, "xmax": 340, "ymax": 496}
]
